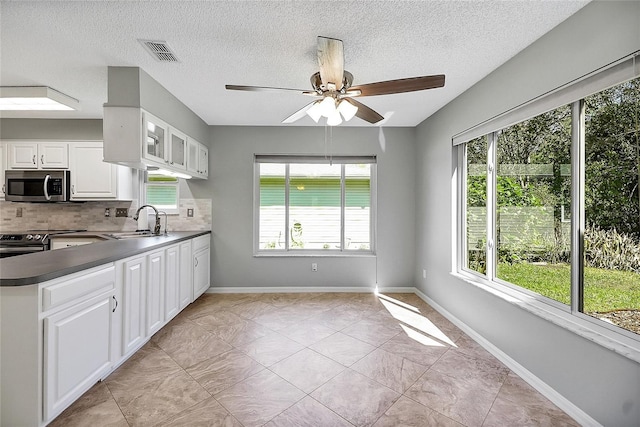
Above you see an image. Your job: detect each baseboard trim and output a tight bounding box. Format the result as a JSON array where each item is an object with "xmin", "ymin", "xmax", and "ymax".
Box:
[
  {"xmin": 413, "ymin": 288, "xmax": 600, "ymax": 427},
  {"xmin": 205, "ymin": 286, "xmax": 376, "ymax": 294}
]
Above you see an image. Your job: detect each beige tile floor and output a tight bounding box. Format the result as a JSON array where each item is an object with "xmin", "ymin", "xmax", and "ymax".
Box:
[{"xmin": 50, "ymin": 292, "xmax": 579, "ymax": 427}]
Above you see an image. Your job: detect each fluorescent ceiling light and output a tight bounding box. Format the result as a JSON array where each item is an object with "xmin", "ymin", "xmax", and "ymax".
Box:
[{"xmin": 0, "ymin": 86, "xmax": 79, "ymax": 111}]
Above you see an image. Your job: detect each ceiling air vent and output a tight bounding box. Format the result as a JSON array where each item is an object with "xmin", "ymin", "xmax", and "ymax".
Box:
[{"xmin": 139, "ymin": 40, "xmax": 180, "ymax": 63}]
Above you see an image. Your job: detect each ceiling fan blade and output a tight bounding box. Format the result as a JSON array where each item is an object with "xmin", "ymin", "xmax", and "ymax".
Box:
[
  {"xmin": 317, "ymin": 36, "xmax": 344, "ymax": 90},
  {"xmin": 282, "ymin": 102, "xmax": 315, "ymax": 124},
  {"xmin": 225, "ymin": 84, "xmax": 309, "ymax": 95},
  {"xmin": 350, "ymin": 74, "xmax": 445, "ymax": 97},
  {"xmin": 344, "ymin": 98, "xmax": 384, "ymax": 124}
]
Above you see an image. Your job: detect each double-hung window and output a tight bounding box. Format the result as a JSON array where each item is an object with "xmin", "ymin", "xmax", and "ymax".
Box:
[
  {"xmin": 456, "ymin": 52, "xmax": 639, "ymax": 343},
  {"xmin": 145, "ymin": 174, "xmax": 179, "ymax": 214},
  {"xmin": 254, "ymin": 155, "xmax": 376, "ymax": 254}
]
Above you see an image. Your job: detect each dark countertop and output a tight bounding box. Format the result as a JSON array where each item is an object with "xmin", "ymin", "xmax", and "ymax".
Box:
[{"xmin": 0, "ymin": 231, "xmax": 211, "ymax": 286}]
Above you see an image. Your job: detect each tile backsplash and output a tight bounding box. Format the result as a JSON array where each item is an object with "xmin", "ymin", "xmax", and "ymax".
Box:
[{"xmin": 0, "ymin": 198, "xmax": 211, "ymax": 233}]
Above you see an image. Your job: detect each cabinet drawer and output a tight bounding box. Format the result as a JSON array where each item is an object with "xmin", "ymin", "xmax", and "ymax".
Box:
[
  {"xmin": 192, "ymin": 234, "xmax": 210, "ymax": 253},
  {"xmin": 42, "ymin": 265, "xmax": 115, "ymax": 312}
]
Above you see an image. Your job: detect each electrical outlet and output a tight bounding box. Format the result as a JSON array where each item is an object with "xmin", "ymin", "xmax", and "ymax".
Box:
[
  {"xmin": 187, "ymin": 208, "xmax": 194, "ymax": 217},
  {"xmin": 422, "ymin": 269, "xmax": 426, "ymax": 279},
  {"xmin": 115, "ymin": 208, "xmax": 128, "ymax": 217},
  {"xmin": 311, "ymin": 263, "xmax": 318, "ymax": 272},
  {"xmin": 16, "ymin": 207, "xmax": 22, "ymax": 218},
  {"xmin": 104, "ymin": 208, "xmax": 111, "ymax": 217}
]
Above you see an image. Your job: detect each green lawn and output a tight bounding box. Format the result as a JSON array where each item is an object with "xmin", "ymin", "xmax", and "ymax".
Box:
[{"xmin": 497, "ymin": 263, "xmax": 640, "ymax": 313}]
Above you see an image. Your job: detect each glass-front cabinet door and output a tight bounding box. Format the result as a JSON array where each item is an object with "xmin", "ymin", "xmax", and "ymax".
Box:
[
  {"xmin": 169, "ymin": 129, "xmax": 187, "ymax": 170},
  {"xmin": 143, "ymin": 113, "xmax": 168, "ymax": 165}
]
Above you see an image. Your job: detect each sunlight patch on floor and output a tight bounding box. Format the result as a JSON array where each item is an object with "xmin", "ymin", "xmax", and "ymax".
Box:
[{"xmin": 379, "ymin": 295, "xmax": 457, "ymax": 347}]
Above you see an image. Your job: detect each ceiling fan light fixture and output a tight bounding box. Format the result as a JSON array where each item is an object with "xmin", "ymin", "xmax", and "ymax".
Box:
[
  {"xmin": 337, "ymin": 99, "xmax": 358, "ymax": 121},
  {"xmin": 306, "ymin": 101, "xmax": 323, "ymax": 122},
  {"xmin": 318, "ymin": 96, "xmax": 337, "ymax": 118},
  {"xmin": 327, "ymin": 109, "xmax": 343, "ymax": 126}
]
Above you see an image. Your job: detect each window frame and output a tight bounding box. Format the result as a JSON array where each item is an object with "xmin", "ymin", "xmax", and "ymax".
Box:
[
  {"xmin": 455, "ymin": 52, "xmax": 640, "ymax": 360},
  {"xmin": 253, "ymin": 155, "xmax": 377, "ymax": 256},
  {"xmin": 144, "ymin": 173, "xmax": 180, "ymax": 215}
]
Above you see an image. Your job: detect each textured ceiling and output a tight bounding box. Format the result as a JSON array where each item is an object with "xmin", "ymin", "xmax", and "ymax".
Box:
[{"xmin": 0, "ymin": 1, "xmax": 588, "ymax": 127}]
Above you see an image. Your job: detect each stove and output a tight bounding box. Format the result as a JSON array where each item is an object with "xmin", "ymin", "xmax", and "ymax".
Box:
[{"xmin": 0, "ymin": 230, "xmax": 87, "ymax": 258}]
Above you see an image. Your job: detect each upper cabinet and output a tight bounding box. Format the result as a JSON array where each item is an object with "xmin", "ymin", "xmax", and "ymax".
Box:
[
  {"xmin": 8, "ymin": 142, "xmax": 68, "ymax": 169},
  {"xmin": 68, "ymin": 142, "xmax": 132, "ymax": 201},
  {"xmin": 169, "ymin": 128, "xmax": 187, "ymax": 170},
  {"xmin": 104, "ymin": 107, "xmax": 207, "ymax": 179},
  {"xmin": 187, "ymin": 138, "xmax": 208, "ymax": 179}
]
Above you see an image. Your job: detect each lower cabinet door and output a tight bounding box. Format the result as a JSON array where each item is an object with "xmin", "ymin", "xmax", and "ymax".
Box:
[
  {"xmin": 179, "ymin": 241, "xmax": 193, "ymax": 309},
  {"xmin": 147, "ymin": 250, "xmax": 165, "ymax": 336},
  {"xmin": 164, "ymin": 244, "xmax": 180, "ymax": 322},
  {"xmin": 43, "ymin": 292, "xmax": 112, "ymax": 422},
  {"xmin": 122, "ymin": 256, "xmax": 146, "ymax": 356},
  {"xmin": 193, "ymin": 247, "xmax": 210, "ymax": 300}
]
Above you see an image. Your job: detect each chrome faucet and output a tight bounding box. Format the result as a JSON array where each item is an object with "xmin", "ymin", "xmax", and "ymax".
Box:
[
  {"xmin": 158, "ymin": 211, "xmax": 168, "ymax": 236},
  {"xmin": 133, "ymin": 204, "xmax": 161, "ymax": 235}
]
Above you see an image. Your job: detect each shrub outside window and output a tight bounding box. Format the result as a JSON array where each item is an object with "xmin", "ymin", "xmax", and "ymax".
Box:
[{"xmin": 255, "ymin": 155, "xmax": 376, "ymax": 254}]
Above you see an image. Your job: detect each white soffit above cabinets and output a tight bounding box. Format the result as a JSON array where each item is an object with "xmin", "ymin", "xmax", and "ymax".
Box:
[{"xmin": 0, "ymin": 1, "xmax": 588, "ymax": 126}]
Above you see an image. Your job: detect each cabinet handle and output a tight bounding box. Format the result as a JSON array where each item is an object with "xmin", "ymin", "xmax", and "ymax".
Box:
[
  {"xmin": 195, "ymin": 258, "xmax": 198, "ymax": 267},
  {"xmin": 41, "ymin": 155, "xmax": 44, "ymax": 165},
  {"xmin": 1, "ymin": 184, "xmax": 4, "ymax": 194},
  {"xmin": 71, "ymin": 185, "xmax": 75, "ymax": 194},
  {"xmin": 32, "ymin": 155, "xmax": 36, "ymax": 165},
  {"xmin": 112, "ymin": 295, "xmax": 118, "ymax": 313}
]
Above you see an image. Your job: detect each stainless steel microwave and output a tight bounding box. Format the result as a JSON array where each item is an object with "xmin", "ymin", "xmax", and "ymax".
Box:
[{"xmin": 5, "ymin": 170, "xmax": 71, "ymax": 202}]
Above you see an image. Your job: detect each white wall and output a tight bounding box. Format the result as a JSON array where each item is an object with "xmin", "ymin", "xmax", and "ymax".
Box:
[
  {"xmin": 414, "ymin": 2, "xmax": 640, "ymax": 426},
  {"xmin": 209, "ymin": 125, "xmax": 416, "ymax": 290}
]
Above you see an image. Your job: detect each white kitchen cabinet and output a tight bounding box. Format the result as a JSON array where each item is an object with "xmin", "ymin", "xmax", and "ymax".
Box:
[
  {"xmin": 164, "ymin": 244, "xmax": 180, "ymax": 322},
  {"xmin": 179, "ymin": 241, "xmax": 193, "ymax": 309},
  {"xmin": 169, "ymin": 128, "xmax": 187, "ymax": 170},
  {"xmin": 68, "ymin": 142, "xmax": 132, "ymax": 201},
  {"xmin": 8, "ymin": 142, "xmax": 68, "ymax": 169},
  {"xmin": 103, "ymin": 107, "xmax": 206, "ymax": 179},
  {"xmin": 198, "ymin": 143, "xmax": 209, "ymax": 177},
  {"xmin": 0, "ymin": 142, "xmax": 6, "ymax": 199},
  {"xmin": 146, "ymin": 249, "xmax": 165, "ymax": 336},
  {"xmin": 43, "ymin": 291, "xmax": 112, "ymax": 421},
  {"xmin": 143, "ymin": 113, "xmax": 169, "ymax": 167},
  {"xmin": 39, "ymin": 264, "xmax": 116, "ymax": 423},
  {"xmin": 187, "ymin": 138, "xmax": 209, "ymax": 179},
  {"xmin": 1, "ymin": 233, "xmax": 212, "ymax": 427},
  {"xmin": 193, "ymin": 234, "xmax": 211, "ymax": 299},
  {"xmin": 121, "ymin": 256, "xmax": 147, "ymax": 357}
]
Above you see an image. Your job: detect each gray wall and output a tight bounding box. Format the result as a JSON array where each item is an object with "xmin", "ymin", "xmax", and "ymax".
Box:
[
  {"xmin": 0, "ymin": 119, "xmax": 102, "ymax": 140},
  {"xmin": 414, "ymin": 2, "xmax": 640, "ymax": 426},
  {"xmin": 106, "ymin": 67, "xmax": 210, "ymax": 143},
  {"xmin": 209, "ymin": 125, "xmax": 416, "ymax": 289}
]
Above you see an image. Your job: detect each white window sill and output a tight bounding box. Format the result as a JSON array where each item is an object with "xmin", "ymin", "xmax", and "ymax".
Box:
[{"xmin": 450, "ymin": 271, "xmax": 640, "ymax": 364}]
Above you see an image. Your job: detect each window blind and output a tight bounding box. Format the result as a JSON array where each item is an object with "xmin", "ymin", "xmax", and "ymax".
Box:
[
  {"xmin": 255, "ymin": 154, "xmax": 377, "ymax": 164},
  {"xmin": 452, "ymin": 51, "xmax": 640, "ymax": 146}
]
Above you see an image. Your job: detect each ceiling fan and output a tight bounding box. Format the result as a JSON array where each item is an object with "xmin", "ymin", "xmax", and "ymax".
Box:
[{"xmin": 225, "ymin": 36, "xmax": 445, "ymax": 126}]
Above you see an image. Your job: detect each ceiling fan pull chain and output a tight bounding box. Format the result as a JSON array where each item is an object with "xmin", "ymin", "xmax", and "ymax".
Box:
[{"xmin": 329, "ymin": 126, "xmax": 333, "ymax": 165}]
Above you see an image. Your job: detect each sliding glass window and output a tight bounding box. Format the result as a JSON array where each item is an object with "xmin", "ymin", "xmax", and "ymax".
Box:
[{"xmin": 458, "ymin": 57, "xmax": 639, "ymax": 339}]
